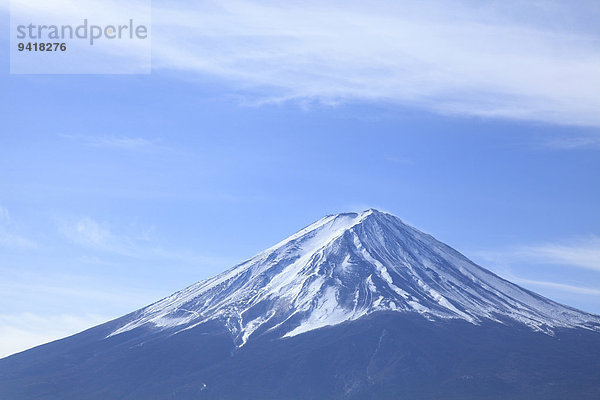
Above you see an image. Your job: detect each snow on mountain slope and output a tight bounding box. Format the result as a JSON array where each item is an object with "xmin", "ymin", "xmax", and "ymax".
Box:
[{"xmin": 109, "ymin": 209, "xmax": 600, "ymax": 345}]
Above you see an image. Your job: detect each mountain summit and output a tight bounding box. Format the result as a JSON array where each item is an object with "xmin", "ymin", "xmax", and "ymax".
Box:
[
  {"xmin": 2, "ymin": 210, "xmax": 600, "ymax": 400},
  {"xmin": 110, "ymin": 209, "xmax": 599, "ymax": 344}
]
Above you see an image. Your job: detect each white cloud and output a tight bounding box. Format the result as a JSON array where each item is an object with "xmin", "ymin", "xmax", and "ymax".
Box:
[
  {"xmin": 0, "ymin": 279, "xmax": 154, "ymax": 308},
  {"xmin": 60, "ymin": 134, "xmax": 164, "ymax": 152},
  {"xmin": 0, "ymin": 207, "xmax": 9, "ymax": 224},
  {"xmin": 471, "ymin": 238, "xmax": 600, "ymax": 311},
  {"xmin": 0, "ymin": 231, "xmax": 37, "ymax": 249},
  {"xmin": 0, "ymin": 269, "xmax": 164, "ymax": 358},
  {"xmin": 0, "ymin": 313, "xmax": 111, "ymax": 358},
  {"xmin": 512, "ymin": 278, "xmax": 600, "ymax": 297},
  {"xmin": 148, "ymin": 0, "xmax": 600, "ymax": 127},
  {"xmin": 60, "ymin": 217, "xmax": 150, "ymax": 258},
  {"xmin": 75, "ymin": 218, "xmax": 111, "ymax": 246},
  {"xmin": 4, "ymin": 0, "xmax": 600, "ymax": 127},
  {"xmin": 544, "ymin": 135, "xmax": 600, "ymax": 150},
  {"xmin": 61, "ymin": 217, "xmax": 112, "ymax": 248},
  {"xmin": 0, "ymin": 206, "xmax": 37, "ymax": 249},
  {"xmin": 59, "ymin": 217, "xmax": 234, "ymax": 267},
  {"xmin": 474, "ymin": 235, "xmax": 600, "ymax": 273},
  {"xmin": 515, "ymin": 236, "xmax": 600, "ymax": 272}
]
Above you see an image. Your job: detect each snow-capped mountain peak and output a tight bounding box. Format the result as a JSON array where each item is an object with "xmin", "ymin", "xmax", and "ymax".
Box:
[{"xmin": 109, "ymin": 210, "xmax": 600, "ymax": 345}]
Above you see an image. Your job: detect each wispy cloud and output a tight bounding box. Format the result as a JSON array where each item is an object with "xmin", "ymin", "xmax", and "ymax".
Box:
[
  {"xmin": 59, "ymin": 217, "xmax": 151, "ymax": 258},
  {"xmin": 512, "ymin": 278, "xmax": 600, "ymax": 297},
  {"xmin": 0, "ymin": 207, "xmax": 9, "ymax": 224},
  {"xmin": 0, "ymin": 267, "xmax": 167, "ymax": 358},
  {"xmin": 62, "ymin": 217, "xmax": 112, "ymax": 248},
  {"xmin": 471, "ymin": 237, "xmax": 600, "ymax": 308},
  {"xmin": 544, "ymin": 135, "xmax": 600, "ymax": 150},
  {"xmin": 0, "ymin": 231, "xmax": 37, "ymax": 249},
  {"xmin": 475, "ymin": 235, "xmax": 600, "ymax": 273},
  {"xmin": 0, "ymin": 273, "xmax": 155, "ymax": 309},
  {"xmin": 0, "ymin": 313, "xmax": 111, "ymax": 358},
  {"xmin": 515, "ymin": 236, "xmax": 600, "ymax": 272},
  {"xmin": 150, "ymin": 0, "xmax": 600, "ymax": 127},
  {"xmin": 5, "ymin": 0, "xmax": 600, "ymax": 127},
  {"xmin": 0, "ymin": 206, "xmax": 37, "ymax": 249},
  {"xmin": 58, "ymin": 216, "xmax": 233, "ymax": 266},
  {"xmin": 60, "ymin": 134, "xmax": 164, "ymax": 152}
]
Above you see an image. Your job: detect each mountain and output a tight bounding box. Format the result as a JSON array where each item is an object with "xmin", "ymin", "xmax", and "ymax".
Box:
[
  {"xmin": 1, "ymin": 209, "xmax": 599, "ymax": 400},
  {"xmin": 108, "ymin": 209, "xmax": 599, "ymax": 341}
]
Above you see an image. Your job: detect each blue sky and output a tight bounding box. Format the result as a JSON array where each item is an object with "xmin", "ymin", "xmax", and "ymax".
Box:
[{"xmin": 1, "ymin": 0, "xmax": 599, "ymax": 357}]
